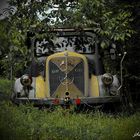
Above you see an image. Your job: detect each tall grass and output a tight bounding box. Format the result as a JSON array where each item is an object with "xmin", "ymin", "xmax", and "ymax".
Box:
[
  {"xmin": 0, "ymin": 78, "xmax": 11, "ymax": 100},
  {"xmin": 0, "ymin": 102, "xmax": 140, "ymax": 140},
  {"xmin": 0, "ymin": 78, "xmax": 140, "ymax": 140}
]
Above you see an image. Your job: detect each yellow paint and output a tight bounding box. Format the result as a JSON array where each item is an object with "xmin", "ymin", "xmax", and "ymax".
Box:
[
  {"xmin": 90, "ymin": 75, "xmax": 99, "ymax": 97},
  {"xmin": 46, "ymin": 51, "xmax": 89, "ymax": 97},
  {"xmin": 35, "ymin": 76, "xmax": 46, "ymax": 98},
  {"xmin": 47, "ymin": 51, "xmax": 88, "ymax": 64},
  {"xmin": 52, "ymin": 79, "xmax": 84, "ymax": 98},
  {"xmin": 51, "ymin": 57, "xmax": 82, "ymax": 73}
]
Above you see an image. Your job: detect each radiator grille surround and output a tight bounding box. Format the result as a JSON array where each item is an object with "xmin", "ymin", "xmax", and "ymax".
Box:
[{"xmin": 47, "ymin": 52, "xmax": 88, "ymax": 98}]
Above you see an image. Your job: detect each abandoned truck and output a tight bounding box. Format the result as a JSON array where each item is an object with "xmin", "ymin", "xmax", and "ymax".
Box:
[{"xmin": 12, "ymin": 28, "xmax": 121, "ymax": 106}]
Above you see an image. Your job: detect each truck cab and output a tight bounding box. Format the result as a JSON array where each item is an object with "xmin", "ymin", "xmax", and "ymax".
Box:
[{"xmin": 12, "ymin": 28, "xmax": 120, "ymax": 106}]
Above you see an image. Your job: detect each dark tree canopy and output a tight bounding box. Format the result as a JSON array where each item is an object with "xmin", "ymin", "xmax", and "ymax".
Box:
[{"xmin": 0, "ymin": 0, "xmax": 139, "ymax": 81}]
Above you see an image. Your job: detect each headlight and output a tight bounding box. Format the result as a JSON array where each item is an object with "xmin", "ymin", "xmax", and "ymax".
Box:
[
  {"xmin": 102, "ymin": 73, "xmax": 113, "ymax": 86},
  {"xmin": 20, "ymin": 74, "xmax": 32, "ymax": 86}
]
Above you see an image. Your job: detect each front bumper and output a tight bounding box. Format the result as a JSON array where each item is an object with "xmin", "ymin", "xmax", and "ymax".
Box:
[{"xmin": 13, "ymin": 96, "xmax": 120, "ymax": 105}]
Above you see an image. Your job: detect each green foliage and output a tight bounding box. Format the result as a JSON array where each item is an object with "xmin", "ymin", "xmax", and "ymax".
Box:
[
  {"xmin": 0, "ymin": 78, "xmax": 140, "ymax": 140},
  {"xmin": 0, "ymin": 21, "xmax": 10, "ymax": 53},
  {"xmin": 78, "ymin": 0, "xmax": 134, "ymax": 45},
  {"xmin": 0, "ymin": 78, "xmax": 11, "ymax": 99},
  {"xmin": 0, "ymin": 0, "xmax": 51, "ymax": 77},
  {"xmin": 0, "ymin": 101, "xmax": 140, "ymax": 140},
  {"xmin": 50, "ymin": 0, "xmax": 134, "ymax": 44},
  {"xmin": 0, "ymin": 0, "xmax": 137, "ymax": 77}
]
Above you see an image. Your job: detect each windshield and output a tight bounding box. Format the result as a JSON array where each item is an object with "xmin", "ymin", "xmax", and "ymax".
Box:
[{"xmin": 34, "ymin": 30, "xmax": 97, "ymax": 57}]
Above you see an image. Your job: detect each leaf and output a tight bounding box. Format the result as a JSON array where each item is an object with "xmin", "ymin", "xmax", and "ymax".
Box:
[{"xmin": 101, "ymin": 41, "xmax": 106, "ymax": 49}]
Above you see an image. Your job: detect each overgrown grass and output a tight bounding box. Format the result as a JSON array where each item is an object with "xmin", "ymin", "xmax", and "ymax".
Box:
[
  {"xmin": 0, "ymin": 102, "xmax": 140, "ymax": 140},
  {"xmin": 0, "ymin": 78, "xmax": 140, "ymax": 140},
  {"xmin": 0, "ymin": 78, "xmax": 11, "ymax": 100}
]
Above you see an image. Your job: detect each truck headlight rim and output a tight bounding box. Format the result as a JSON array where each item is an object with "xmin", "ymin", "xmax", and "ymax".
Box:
[
  {"xmin": 102, "ymin": 73, "xmax": 113, "ymax": 86},
  {"xmin": 20, "ymin": 74, "xmax": 32, "ymax": 86}
]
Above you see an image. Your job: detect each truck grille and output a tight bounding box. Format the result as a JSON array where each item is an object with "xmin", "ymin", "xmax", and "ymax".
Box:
[{"xmin": 49, "ymin": 57, "xmax": 85, "ymax": 97}]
